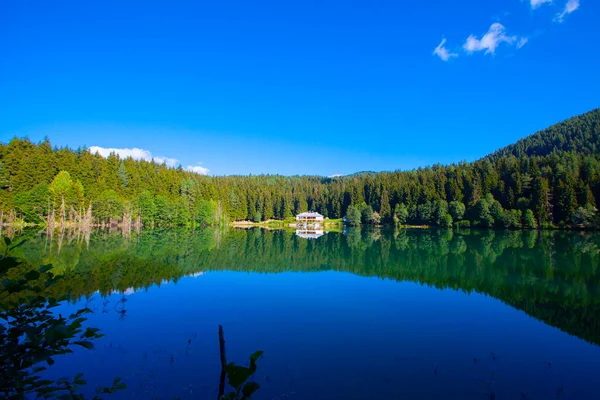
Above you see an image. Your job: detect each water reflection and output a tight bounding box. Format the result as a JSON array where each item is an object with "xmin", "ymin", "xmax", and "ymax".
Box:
[
  {"xmin": 3, "ymin": 227, "xmax": 600, "ymax": 346},
  {"xmin": 295, "ymin": 229, "xmax": 325, "ymax": 239}
]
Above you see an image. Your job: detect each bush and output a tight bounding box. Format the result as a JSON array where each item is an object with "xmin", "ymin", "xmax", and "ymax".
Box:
[
  {"xmin": 523, "ymin": 209, "xmax": 537, "ymax": 229},
  {"xmin": 440, "ymin": 213, "xmax": 453, "ymax": 228},
  {"xmin": 455, "ymin": 220, "xmax": 471, "ymax": 229}
]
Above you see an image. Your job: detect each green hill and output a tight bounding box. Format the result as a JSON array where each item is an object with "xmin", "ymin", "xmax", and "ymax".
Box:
[
  {"xmin": 487, "ymin": 108, "xmax": 600, "ymax": 160},
  {"xmin": 0, "ymin": 108, "xmax": 599, "ymax": 229}
]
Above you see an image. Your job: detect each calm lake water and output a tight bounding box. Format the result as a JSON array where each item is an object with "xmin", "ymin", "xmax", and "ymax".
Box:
[{"xmin": 5, "ymin": 227, "xmax": 600, "ymax": 399}]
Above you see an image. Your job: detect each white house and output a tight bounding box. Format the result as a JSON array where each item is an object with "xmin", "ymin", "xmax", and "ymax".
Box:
[{"xmin": 296, "ymin": 211, "xmax": 324, "ymax": 222}]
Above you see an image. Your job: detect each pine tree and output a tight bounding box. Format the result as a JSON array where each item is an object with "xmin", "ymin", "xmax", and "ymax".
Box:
[{"xmin": 118, "ymin": 162, "xmax": 129, "ymax": 188}]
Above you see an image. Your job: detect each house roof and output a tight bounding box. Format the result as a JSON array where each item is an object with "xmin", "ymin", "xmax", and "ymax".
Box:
[{"xmin": 296, "ymin": 211, "xmax": 324, "ymax": 217}]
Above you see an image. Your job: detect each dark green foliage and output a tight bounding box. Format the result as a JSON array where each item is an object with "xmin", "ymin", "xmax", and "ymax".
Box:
[
  {"xmin": 571, "ymin": 204, "xmax": 599, "ymax": 229},
  {"xmin": 523, "ymin": 209, "xmax": 537, "ymax": 229},
  {"xmin": 346, "ymin": 205, "xmax": 362, "ymax": 226},
  {"xmin": 194, "ymin": 200, "xmax": 217, "ymax": 226},
  {"xmin": 489, "ymin": 196, "xmax": 507, "ymax": 228},
  {"xmin": 0, "ymin": 238, "xmax": 124, "ymax": 399},
  {"xmin": 433, "ymin": 200, "xmax": 449, "ymax": 226},
  {"xmin": 0, "ymin": 161, "xmax": 10, "ymax": 189},
  {"xmin": 174, "ymin": 198, "xmax": 191, "ymax": 226},
  {"xmin": 134, "ymin": 191, "xmax": 156, "ymax": 225},
  {"xmin": 0, "ymin": 108, "xmax": 599, "ymax": 229},
  {"xmin": 13, "ymin": 184, "xmax": 50, "ymax": 223},
  {"xmin": 455, "ymin": 220, "xmax": 471, "ymax": 229},
  {"xmin": 361, "ymin": 204, "xmax": 374, "ymax": 224},
  {"xmin": 155, "ymin": 195, "xmax": 175, "ymax": 225},
  {"xmin": 417, "ymin": 202, "xmax": 434, "ymax": 224},
  {"xmin": 474, "ymin": 198, "xmax": 494, "ymax": 228},
  {"xmin": 345, "ymin": 203, "xmax": 382, "ymax": 225},
  {"xmin": 449, "ymin": 201, "xmax": 466, "ymax": 221},
  {"xmin": 505, "ymin": 209, "xmax": 522, "ymax": 229},
  {"xmin": 379, "ymin": 189, "xmax": 391, "ymax": 221},
  {"xmin": 49, "ymin": 171, "xmax": 84, "ymax": 209},
  {"xmin": 221, "ymin": 351, "xmax": 263, "ymax": 400},
  {"xmin": 393, "ymin": 203, "xmax": 409, "ymax": 226},
  {"xmin": 488, "ymin": 108, "xmax": 600, "ymax": 159},
  {"xmin": 117, "ymin": 162, "xmax": 129, "ymax": 188},
  {"xmin": 439, "ymin": 213, "xmax": 453, "ymax": 228},
  {"xmin": 93, "ymin": 190, "xmax": 124, "ymax": 222}
]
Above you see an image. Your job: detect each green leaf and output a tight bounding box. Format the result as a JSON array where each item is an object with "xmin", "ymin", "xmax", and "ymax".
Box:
[
  {"xmin": 249, "ymin": 351, "xmax": 264, "ymax": 363},
  {"xmin": 248, "ymin": 351, "xmax": 263, "ymax": 375},
  {"xmin": 82, "ymin": 327, "xmax": 101, "ymax": 338},
  {"xmin": 25, "ymin": 270, "xmax": 41, "ymax": 281},
  {"xmin": 74, "ymin": 340, "xmax": 94, "ymax": 350},
  {"xmin": 225, "ymin": 364, "xmax": 251, "ymax": 390},
  {"xmin": 241, "ymin": 382, "xmax": 260, "ymax": 399},
  {"xmin": 39, "ymin": 264, "xmax": 53, "ymax": 273},
  {"xmin": 9, "ymin": 239, "xmax": 27, "ymax": 251},
  {"xmin": 4, "ymin": 237, "xmax": 11, "ymax": 247}
]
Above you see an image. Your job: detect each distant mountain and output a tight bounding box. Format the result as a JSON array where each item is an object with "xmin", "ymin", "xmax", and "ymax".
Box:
[
  {"xmin": 345, "ymin": 171, "xmax": 378, "ymax": 178},
  {"xmin": 486, "ymin": 108, "xmax": 600, "ymax": 160}
]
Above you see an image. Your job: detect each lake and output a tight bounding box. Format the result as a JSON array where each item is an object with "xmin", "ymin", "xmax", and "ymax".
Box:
[{"xmin": 3, "ymin": 227, "xmax": 600, "ymax": 399}]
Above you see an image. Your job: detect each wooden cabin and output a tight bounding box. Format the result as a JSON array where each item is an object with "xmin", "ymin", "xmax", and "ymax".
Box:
[{"xmin": 296, "ymin": 211, "xmax": 324, "ymax": 222}]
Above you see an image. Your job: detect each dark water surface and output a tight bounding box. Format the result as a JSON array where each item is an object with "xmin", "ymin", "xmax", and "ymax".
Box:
[{"xmin": 6, "ymin": 228, "xmax": 600, "ymax": 399}]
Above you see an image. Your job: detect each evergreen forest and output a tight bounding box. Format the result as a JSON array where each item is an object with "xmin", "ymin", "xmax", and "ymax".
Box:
[{"xmin": 1, "ymin": 108, "xmax": 599, "ymax": 229}]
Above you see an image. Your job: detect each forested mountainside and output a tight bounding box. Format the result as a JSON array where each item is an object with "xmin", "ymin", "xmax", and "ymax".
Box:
[
  {"xmin": 486, "ymin": 108, "xmax": 600, "ymax": 160},
  {"xmin": 0, "ymin": 108, "xmax": 599, "ymax": 229}
]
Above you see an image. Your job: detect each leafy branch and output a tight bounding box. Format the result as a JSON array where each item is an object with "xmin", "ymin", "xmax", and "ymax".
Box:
[{"xmin": 0, "ymin": 237, "xmax": 125, "ymax": 399}]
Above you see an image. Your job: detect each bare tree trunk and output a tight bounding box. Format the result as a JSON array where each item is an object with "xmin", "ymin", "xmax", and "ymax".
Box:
[
  {"xmin": 122, "ymin": 207, "xmax": 132, "ymax": 235},
  {"xmin": 218, "ymin": 325, "xmax": 227, "ymax": 400},
  {"xmin": 57, "ymin": 228, "xmax": 65, "ymax": 255},
  {"xmin": 59, "ymin": 197, "xmax": 66, "ymax": 229},
  {"xmin": 133, "ymin": 215, "xmax": 142, "ymax": 234},
  {"xmin": 85, "ymin": 202, "xmax": 93, "ymax": 229},
  {"xmin": 216, "ymin": 201, "xmax": 224, "ymax": 226}
]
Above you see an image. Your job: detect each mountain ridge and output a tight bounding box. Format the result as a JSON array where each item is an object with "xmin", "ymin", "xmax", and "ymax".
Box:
[{"xmin": 485, "ymin": 108, "xmax": 600, "ymax": 161}]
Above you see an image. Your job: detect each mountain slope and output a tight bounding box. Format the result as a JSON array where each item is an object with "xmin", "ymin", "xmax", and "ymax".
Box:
[{"xmin": 486, "ymin": 108, "xmax": 600, "ymax": 160}]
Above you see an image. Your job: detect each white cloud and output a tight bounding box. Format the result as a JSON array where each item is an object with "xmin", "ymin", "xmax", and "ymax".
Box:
[
  {"xmin": 517, "ymin": 37, "xmax": 529, "ymax": 49},
  {"xmin": 185, "ymin": 163, "xmax": 210, "ymax": 175},
  {"xmin": 530, "ymin": 0, "xmax": 552, "ymax": 9},
  {"xmin": 328, "ymin": 174, "xmax": 343, "ymax": 178},
  {"xmin": 555, "ymin": 0, "xmax": 579, "ymax": 22},
  {"xmin": 153, "ymin": 156, "xmax": 179, "ymax": 168},
  {"xmin": 89, "ymin": 146, "xmax": 179, "ymax": 167},
  {"xmin": 463, "ymin": 23, "xmax": 526, "ymax": 55},
  {"xmin": 433, "ymin": 38, "xmax": 458, "ymax": 61},
  {"xmin": 89, "ymin": 146, "xmax": 152, "ymax": 160}
]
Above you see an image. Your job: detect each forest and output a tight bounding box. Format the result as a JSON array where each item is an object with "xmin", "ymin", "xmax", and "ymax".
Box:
[{"xmin": 1, "ymin": 108, "xmax": 599, "ymax": 229}]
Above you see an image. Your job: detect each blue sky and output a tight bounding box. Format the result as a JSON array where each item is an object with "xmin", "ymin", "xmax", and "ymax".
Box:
[{"xmin": 1, "ymin": 0, "xmax": 598, "ymax": 176}]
